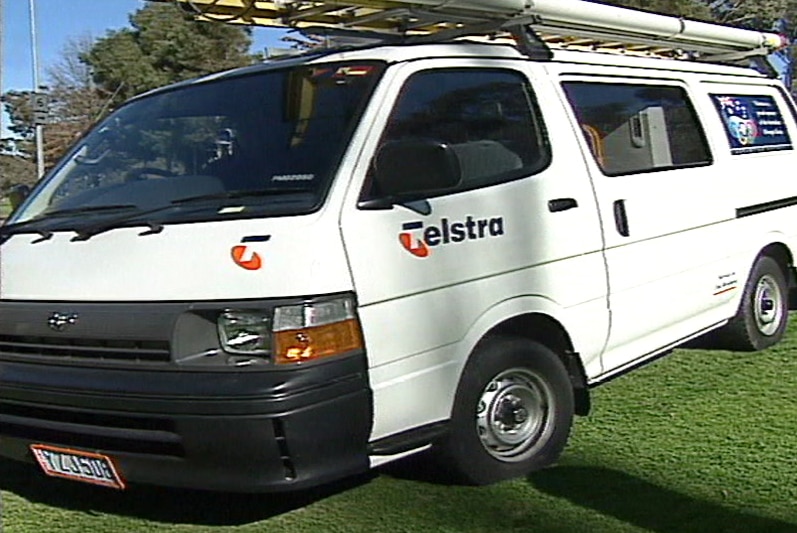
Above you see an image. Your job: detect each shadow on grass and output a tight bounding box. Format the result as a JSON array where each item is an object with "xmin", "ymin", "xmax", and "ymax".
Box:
[
  {"xmin": 376, "ymin": 449, "xmax": 462, "ymax": 484},
  {"xmin": 528, "ymin": 465, "xmax": 796, "ymax": 533},
  {"xmin": 6, "ymin": 453, "xmax": 796, "ymax": 532},
  {"xmin": 0, "ymin": 458, "xmax": 374, "ymax": 526}
]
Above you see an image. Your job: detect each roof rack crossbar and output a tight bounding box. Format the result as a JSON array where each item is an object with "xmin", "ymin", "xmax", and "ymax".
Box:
[
  {"xmin": 284, "ymin": 4, "xmax": 342, "ymax": 22},
  {"xmin": 404, "ymin": 20, "xmax": 503, "ymax": 43},
  {"xmin": 299, "ymin": 24, "xmax": 406, "ymax": 43},
  {"xmin": 344, "ymin": 8, "xmax": 410, "ymax": 27}
]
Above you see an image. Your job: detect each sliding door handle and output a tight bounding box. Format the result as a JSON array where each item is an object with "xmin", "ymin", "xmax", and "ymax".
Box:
[{"xmin": 613, "ymin": 199, "xmax": 630, "ymax": 237}]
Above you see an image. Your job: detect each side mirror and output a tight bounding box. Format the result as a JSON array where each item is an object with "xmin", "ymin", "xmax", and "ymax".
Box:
[
  {"xmin": 373, "ymin": 139, "xmax": 461, "ymax": 199},
  {"xmin": 7, "ymin": 184, "xmax": 31, "ymax": 211}
]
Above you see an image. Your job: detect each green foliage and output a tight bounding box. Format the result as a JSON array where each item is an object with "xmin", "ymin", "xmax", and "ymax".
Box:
[
  {"xmin": 599, "ymin": 0, "xmax": 715, "ymax": 20},
  {"xmin": 0, "ymin": 155, "xmax": 37, "ymax": 193},
  {"xmin": 85, "ymin": 3, "xmax": 258, "ymax": 104},
  {"xmin": 0, "ymin": 3, "xmax": 258, "ymax": 192},
  {"xmin": 602, "ymin": 0, "xmax": 796, "ymax": 31},
  {"xmin": 40, "ymin": 36, "xmax": 108, "ymax": 173},
  {"xmin": 0, "ymin": 90, "xmax": 38, "ymax": 191},
  {"xmin": 2, "ymin": 91, "xmax": 36, "ymax": 150},
  {"xmin": 712, "ymin": 0, "xmax": 797, "ymax": 31}
]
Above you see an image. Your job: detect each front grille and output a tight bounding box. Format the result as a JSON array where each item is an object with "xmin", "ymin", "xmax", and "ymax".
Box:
[
  {"xmin": 0, "ymin": 335, "xmax": 171, "ymax": 363},
  {"xmin": 0, "ymin": 400, "xmax": 184, "ymax": 457}
]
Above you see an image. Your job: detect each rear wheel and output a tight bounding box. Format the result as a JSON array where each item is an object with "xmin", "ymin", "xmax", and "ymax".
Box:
[
  {"xmin": 717, "ymin": 255, "xmax": 788, "ymax": 351},
  {"xmin": 436, "ymin": 337, "xmax": 574, "ymax": 485}
]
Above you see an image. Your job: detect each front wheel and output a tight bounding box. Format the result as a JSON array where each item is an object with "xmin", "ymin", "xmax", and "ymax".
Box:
[{"xmin": 436, "ymin": 337, "xmax": 574, "ymax": 485}]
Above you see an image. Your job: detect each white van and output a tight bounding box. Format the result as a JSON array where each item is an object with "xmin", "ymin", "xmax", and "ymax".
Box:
[{"xmin": 0, "ymin": 0, "xmax": 795, "ymax": 492}]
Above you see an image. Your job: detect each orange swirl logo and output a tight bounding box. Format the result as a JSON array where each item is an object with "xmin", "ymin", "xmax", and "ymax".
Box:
[{"xmin": 231, "ymin": 235, "xmax": 270, "ymax": 270}]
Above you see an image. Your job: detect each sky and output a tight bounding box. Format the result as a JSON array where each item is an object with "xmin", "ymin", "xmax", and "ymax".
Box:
[{"xmin": 1, "ymin": 0, "xmax": 286, "ymax": 92}]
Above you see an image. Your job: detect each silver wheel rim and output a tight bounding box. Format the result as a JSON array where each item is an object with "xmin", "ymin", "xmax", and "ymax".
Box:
[
  {"xmin": 476, "ymin": 368, "xmax": 554, "ymax": 462},
  {"xmin": 753, "ymin": 274, "xmax": 783, "ymax": 336}
]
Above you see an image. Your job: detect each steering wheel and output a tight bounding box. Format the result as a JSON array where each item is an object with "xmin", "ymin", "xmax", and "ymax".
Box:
[{"xmin": 126, "ymin": 167, "xmax": 177, "ymax": 182}]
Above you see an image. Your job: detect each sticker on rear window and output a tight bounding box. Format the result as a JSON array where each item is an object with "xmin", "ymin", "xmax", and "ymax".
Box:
[{"xmin": 711, "ymin": 94, "xmax": 792, "ymax": 154}]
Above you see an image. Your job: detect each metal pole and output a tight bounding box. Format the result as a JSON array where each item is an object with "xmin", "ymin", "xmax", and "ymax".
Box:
[{"xmin": 29, "ymin": 0, "xmax": 43, "ymax": 179}]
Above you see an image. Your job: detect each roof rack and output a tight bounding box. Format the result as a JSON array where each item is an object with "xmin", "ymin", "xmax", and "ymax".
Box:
[{"xmin": 155, "ymin": 0, "xmax": 788, "ymax": 62}]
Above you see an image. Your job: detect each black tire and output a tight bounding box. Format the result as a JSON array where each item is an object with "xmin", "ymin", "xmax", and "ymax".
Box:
[
  {"xmin": 435, "ymin": 336, "xmax": 574, "ymax": 485},
  {"xmin": 717, "ymin": 255, "xmax": 788, "ymax": 351}
]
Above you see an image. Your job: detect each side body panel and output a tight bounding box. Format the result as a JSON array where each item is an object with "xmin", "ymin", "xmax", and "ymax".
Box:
[
  {"xmin": 548, "ymin": 62, "xmax": 797, "ymax": 381},
  {"xmin": 338, "ymin": 59, "xmax": 610, "ymax": 443}
]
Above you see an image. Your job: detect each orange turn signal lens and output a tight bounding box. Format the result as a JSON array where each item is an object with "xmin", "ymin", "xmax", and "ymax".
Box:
[{"xmin": 274, "ymin": 318, "xmax": 364, "ymax": 365}]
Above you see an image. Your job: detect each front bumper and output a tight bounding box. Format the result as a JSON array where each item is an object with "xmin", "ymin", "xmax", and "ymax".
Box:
[{"xmin": 0, "ymin": 352, "xmax": 372, "ymax": 492}]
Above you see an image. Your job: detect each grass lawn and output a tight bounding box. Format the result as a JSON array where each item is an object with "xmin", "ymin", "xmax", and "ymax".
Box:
[
  {"xmin": 0, "ymin": 198, "xmax": 10, "ymax": 219},
  {"xmin": 1, "ymin": 323, "xmax": 796, "ymax": 532}
]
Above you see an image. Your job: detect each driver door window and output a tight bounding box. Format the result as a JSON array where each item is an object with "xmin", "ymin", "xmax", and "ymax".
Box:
[{"xmin": 364, "ymin": 68, "xmax": 550, "ymax": 200}]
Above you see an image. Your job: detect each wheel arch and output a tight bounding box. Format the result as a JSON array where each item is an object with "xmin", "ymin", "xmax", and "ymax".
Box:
[
  {"xmin": 712, "ymin": 241, "xmax": 793, "ymax": 352},
  {"xmin": 759, "ymin": 240, "xmax": 794, "ymax": 283},
  {"xmin": 750, "ymin": 241, "xmax": 795, "ymax": 309},
  {"xmin": 760, "ymin": 241, "xmax": 792, "ymax": 269},
  {"xmin": 464, "ymin": 303, "xmax": 591, "ymax": 416}
]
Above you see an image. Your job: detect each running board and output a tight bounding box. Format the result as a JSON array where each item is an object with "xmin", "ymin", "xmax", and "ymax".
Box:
[{"xmin": 588, "ymin": 321, "xmax": 729, "ymax": 387}]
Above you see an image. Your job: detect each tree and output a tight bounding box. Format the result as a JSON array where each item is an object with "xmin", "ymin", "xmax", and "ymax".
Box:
[
  {"xmin": 0, "ymin": 152, "xmax": 37, "ymax": 193},
  {"xmin": 599, "ymin": 0, "xmax": 715, "ymax": 20},
  {"xmin": 0, "ymin": 90, "xmax": 38, "ymax": 191},
  {"xmin": 0, "ymin": 36, "xmax": 106, "ymax": 189},
  {"xmin": 709, "ymin": 0, "xmax": 796, "ymax": 30},
  {"xmin": 601, "ymin": 0, "xmax": 796, "ymax": 30},
  {"xmin": 2, "ymin": 91, "xmax": 36, "ymax": 151},
  {"xmin": 43, "ymin": 35, "xmax": 109, "ymax": 169},
  {"xmin": 85, "ymin": 3, "xmax": 258, "ymax": 105},
  {"xmin": 1, "ymin": 3, "xmax": 258, "ymax": 193}
]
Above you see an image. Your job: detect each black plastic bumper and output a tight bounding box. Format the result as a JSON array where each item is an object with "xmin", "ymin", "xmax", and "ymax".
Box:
[{"xmin": 0, "ymin": 353, "xmax": 372, "ymax": 492}]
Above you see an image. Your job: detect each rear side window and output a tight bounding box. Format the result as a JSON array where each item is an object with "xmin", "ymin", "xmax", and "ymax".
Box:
[
  {"xmin": 563, "ymin": 82, "xmax": 711, "ymax": 176},
  {"xmin": 365, "ymin": 68, "xmax": 550, "ymax": 199},
  {"xmin": 710, "ymin": 94, "xmax": 792, "ymax": 154}
]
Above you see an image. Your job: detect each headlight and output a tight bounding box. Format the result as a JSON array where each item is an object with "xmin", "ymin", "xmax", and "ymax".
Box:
[
  {"xmin": 217, "ymin": 311, "xmax": 271, "ymax": 356},
  {"xmin": 216, "ymin": 296, "xmax": 363, "ymax": 366}
]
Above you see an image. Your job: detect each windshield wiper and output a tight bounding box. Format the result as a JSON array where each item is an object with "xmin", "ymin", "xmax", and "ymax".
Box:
[
  {"xmin": 42, "ymin": 204, "xmax": 139, "ymax": 218},
  {"xmin": 0, "ymin": 204, "xmax": 138, "ymax": 238},
  {"xmin": 70, "ymin": 205, "xmax": 172, "ymax": 242},
  {"xmin": 72, "ymin": 190, "xmax": 307, "ymax": 241},
  {"xmin": 64, "ymin": 190, "xmax": 311, "ymax": 242},
  {"xmin": 0, "ymin": 225, "xmax": 53, "ymax": 244},
  {"xmin": 171, "ymin": 188, "xmax": 310, "ymax": 205}
]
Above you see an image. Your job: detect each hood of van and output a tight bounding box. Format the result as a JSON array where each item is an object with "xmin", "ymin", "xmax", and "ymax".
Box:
[{"xmin": 0, "ymin": 215, "xmax": 353, "ymax": 301}]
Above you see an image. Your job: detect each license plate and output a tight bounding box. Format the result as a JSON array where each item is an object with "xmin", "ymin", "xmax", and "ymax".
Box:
[{"xmin": 30, "ymin": 444, "xmax": 126, "ymax": 490}]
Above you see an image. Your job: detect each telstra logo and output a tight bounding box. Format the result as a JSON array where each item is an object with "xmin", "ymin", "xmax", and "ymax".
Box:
[
  {"xmin": 231, "ymin": 235, "xmax": 270, "ymax": 270},
  {"xmin": 399, "ymin": 216, "xmax": 505, "ymax": 258}
]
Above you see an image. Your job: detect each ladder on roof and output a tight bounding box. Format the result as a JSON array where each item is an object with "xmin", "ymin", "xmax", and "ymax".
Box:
[{"xmin": 154, "ymin": 0, "xmax": 788, "ymax": 62}]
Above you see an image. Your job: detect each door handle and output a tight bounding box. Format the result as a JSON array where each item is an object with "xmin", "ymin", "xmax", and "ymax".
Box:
[
  {"xmin": 548, "ymin": 198, "xmax": 579, "ymax": 213},
  {"xmin": 613, "ymin": 199, "xmax": 630, "ymax": 237}
]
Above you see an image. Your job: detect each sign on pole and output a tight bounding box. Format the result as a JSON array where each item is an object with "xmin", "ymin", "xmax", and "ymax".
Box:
[{"xmin": 31, "ymin": 91, "xmax": 48, "ymax": 126}]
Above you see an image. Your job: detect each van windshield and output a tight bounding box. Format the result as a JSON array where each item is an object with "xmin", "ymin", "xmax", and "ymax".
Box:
[{"xmin": 9, "ymin": 61, "xmax": 384, "ymax": 231}]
